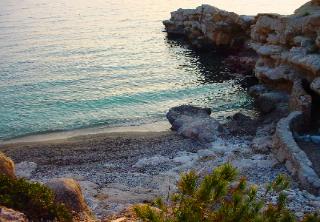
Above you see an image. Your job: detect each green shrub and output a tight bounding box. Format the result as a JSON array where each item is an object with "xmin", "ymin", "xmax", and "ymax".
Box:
[
  {"xmin": 0, "ymin": 174, "xmax": 72, "ymax": 221},
  {"xmin": 134, "ymin": 164, "xmax": 320, "ymax": 222}
]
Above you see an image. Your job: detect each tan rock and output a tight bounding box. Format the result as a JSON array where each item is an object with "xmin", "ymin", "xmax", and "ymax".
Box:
[
  {"xmin": 0, "ymin": 206, "xmax": 27, "ymax": 222},
  {"xmin": 0, "ymin": 152, "xmax": 15, "ymax": 179},
  {"xmin": 46, "ymin": 178, "xmax": 94, "ymax": 221},
  {"xmin": 163, "ymin": 4, "xmax": 254, "ymax": 48}
]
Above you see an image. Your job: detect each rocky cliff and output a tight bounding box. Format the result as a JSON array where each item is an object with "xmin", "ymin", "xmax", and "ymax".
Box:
[
  {"xmin": 164, "ymin": 1, "xmax": 320, "ymax": 120},
  {"xmin": 251, "ymin": 0, "xmax": 320, "ymax": 92},
  {"xmin": 163, "ymin": 0, "xmax": 320, "ymax": 194}
]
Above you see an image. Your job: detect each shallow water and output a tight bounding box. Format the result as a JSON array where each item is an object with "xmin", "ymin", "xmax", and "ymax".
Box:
[{"xmin": 0, "ymin": 0, "xmax": 306, "ymax": 140}]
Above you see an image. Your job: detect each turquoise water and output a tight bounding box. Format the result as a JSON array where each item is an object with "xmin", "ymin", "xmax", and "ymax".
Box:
[{"xmin": 0, "ymin": 0, "xmax": 304, "ymax": 140}]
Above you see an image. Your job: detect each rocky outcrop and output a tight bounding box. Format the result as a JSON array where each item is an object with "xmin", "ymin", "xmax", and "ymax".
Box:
[
  {"xmin": 0, "ymin": 206, "xmax": 27, "ymax": 222},
  {"xmin": 273, "ymin": 111, "xmax": 320, "ymax": 195},
  {"xmin": 251, "ymin": 0, "xmax": 320, "ymax": 95},
  {"xmin": 46, "ymin": 178, "xmax": 94, "ymax": 221},
  {"xmin": 0, "ymin": 152, "xmax": 15, "ymax": 179},
  {"xmin": 164, "ymin": 1, "xmax": 320, "ymax": 121},
  {"xmin": 166, "ymin": 105, "xmax": 223, "ymax": 144},
  {"xmin": 163, "ymin": 4, "xmax": 254, "ymax": 48}
]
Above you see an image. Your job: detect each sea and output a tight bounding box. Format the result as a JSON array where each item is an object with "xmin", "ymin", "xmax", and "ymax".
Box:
[{"xmin": 0, "ymin": 0, "xmax": 306, "ymax": 140}]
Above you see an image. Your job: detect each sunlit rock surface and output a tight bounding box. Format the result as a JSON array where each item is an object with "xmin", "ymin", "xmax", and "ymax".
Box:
[
  {"xmin": 0, "ymin": 152, "xmax": 15, "ymax": 179},
  {"xmin": 163, "ymin": 4, "xmax": 254, "ymax": 48}
]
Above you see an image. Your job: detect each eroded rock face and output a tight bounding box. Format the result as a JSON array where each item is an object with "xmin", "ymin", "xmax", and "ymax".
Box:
[
  {"xmin": 251, "ymin": 1, "xmax": 320, "ymax": 93},
  {"xmin": 0, "ymin": 152, "xmax": 15, "ymax": 179},
  {"xmin": 166, "ymin": 105, "xmax": 223, "ymax": 144},
  {"xmin": 249, "ymin": 1, "xmax": 320, "ymax": 123},
  {"xmin": 163, "ymin": 4, "xmax": 254, "ymax": 48},
  {"xmin": 46, "ymin": 178, "xmax": 93, "ymax": 221}
]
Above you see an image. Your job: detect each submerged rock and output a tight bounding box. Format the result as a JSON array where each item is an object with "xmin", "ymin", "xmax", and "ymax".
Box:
[
  {"xmin": 0, "ymin": 152, "xmax": 15, "ymax": 179},
  {"xmin": 166, "ymin": 105, "xmax": 223, "ymax": 144}
]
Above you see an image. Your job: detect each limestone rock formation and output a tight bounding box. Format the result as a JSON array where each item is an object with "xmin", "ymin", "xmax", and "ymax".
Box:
[
  {"xmin": 249, "ymin": 1, "xmax": 320, "ymax": 123},
  {"xmin": 163, "ymin": 4, "xmax": 254, "ymax": 48},
  {"xmin": 0, "ymin": 206, "xmax": 27, "ymax": 222},
  {"xmin": 0, "ymin": 152, "xmax": 15, "ymax": 179},
  {"xmin": 46, "ymin": 178, "xmax": 94, "ymax": 221},
  {"xmin": 166, "ymin": 105, "xmax": 223, "ymax": 144}
]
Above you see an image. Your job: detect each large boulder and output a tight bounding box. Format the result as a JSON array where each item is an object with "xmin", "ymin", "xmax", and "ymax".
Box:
[
  {"xmin": 166, "ymin": 105, "xmax": 223, "ymax": 144},
  {"xmin": 46, "ymin": 178, "xmax": 93, "ymax": 221},
  {"xmin": 0, "ymin": 152, "xmax": 15, "ymax": 179}
]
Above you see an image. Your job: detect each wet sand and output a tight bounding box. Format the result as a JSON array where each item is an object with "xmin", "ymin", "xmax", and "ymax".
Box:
[{"xmin": 0, "ymin": 121, "xmax": 171, "ymax": 145}]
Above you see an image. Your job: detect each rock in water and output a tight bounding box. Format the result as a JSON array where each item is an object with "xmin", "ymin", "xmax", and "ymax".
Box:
[
  {"xmin": 46, "ymin": 178, "xmax": 93, "ymax": 221},
  {"xmin": 0, "ymin": 152, "xmax": 15, "ymax": 179},
  {"xmin": 166, "ymin": 105, "xmax": 223, "ymax": 144}
]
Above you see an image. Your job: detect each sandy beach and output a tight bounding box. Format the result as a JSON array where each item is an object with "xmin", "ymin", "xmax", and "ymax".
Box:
[{"xmin": 0, "ymin": 128, "xmax": 206, "ymax": 218}]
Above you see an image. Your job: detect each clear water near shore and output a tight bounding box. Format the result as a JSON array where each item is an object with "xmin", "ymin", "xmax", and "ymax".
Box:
[{"xmin": 0, "ymin": 0, "xmax": 306, "ymax": 140}]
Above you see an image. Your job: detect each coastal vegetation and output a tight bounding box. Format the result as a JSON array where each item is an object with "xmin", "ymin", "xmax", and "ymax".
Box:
[
  {"xmin": 0, "ymin": 174, "xmax": 72, "ymax": 221},
  {"xmin": 134, "ymin": 164, "xmax": 320, "ymax": 222}
]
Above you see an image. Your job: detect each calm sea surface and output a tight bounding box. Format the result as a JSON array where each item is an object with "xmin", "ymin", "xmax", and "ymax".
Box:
[{"xmin": 0, "ymin": 0, "xmax": 306, "ymax": 140}]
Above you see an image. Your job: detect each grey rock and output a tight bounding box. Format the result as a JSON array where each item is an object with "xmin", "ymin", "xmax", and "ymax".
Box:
[
  {"xmin": 248, "ymin": 84, "xmax": 270, "ymax": 98},
  {"xmin": 166, "ymin": 105, "xmax": 223, "ymax": 144},
  {"xmin": 15, "ymin": 161, "xmax": 37, "ymax": 179},
  {"xmin": 256, "ymin": 92, "xmax": 289, "ymax": 113}
]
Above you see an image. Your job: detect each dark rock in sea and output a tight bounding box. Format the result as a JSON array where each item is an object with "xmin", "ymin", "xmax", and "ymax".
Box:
[{"xmin": 166, "ymin": 105, "xmax": 223, "ymax": 144}]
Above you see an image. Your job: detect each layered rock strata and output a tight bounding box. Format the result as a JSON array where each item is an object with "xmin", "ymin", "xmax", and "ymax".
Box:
[{"xmin": 250, "ymin": 0, "xmax": 320, "ymax": 121}]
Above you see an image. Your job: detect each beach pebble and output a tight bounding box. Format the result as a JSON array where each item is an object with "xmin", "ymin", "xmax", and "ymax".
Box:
[{"xmin": 133, "ymin": 155, "xmax": 170, "ymax": 168}]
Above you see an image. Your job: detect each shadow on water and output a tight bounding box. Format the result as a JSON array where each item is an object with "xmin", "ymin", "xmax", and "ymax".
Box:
[{"xmin": 164, "ymin": 36, "xmax": 236, "ymax": 84}]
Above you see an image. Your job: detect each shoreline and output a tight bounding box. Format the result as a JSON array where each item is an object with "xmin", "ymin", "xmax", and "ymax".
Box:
[
  {"xmin": 2, "ymin": 122, "xmax": 318, "ymax": 219},
  {"xmin": 0, "ymin": 121, "xmax": 171, "ymax": 145}
]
